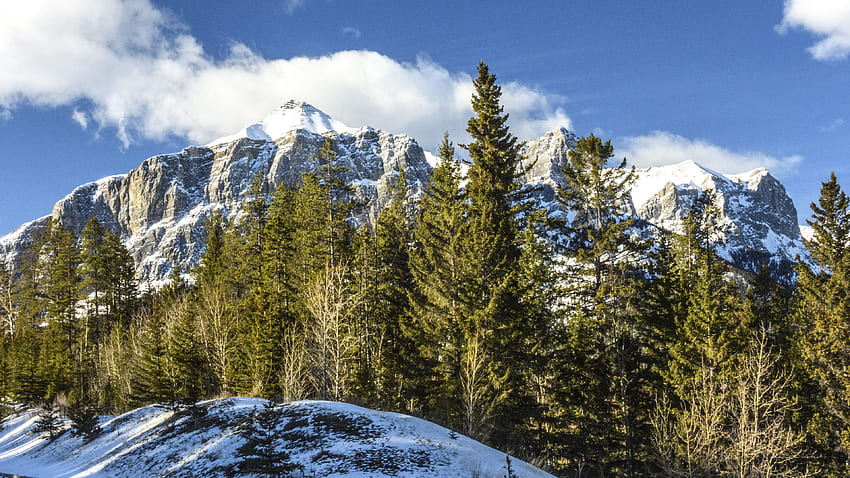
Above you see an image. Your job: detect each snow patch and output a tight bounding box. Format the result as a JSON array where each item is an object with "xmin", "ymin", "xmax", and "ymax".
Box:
[{"xmin": 207, "ymin": 100, "xmax": 356, "ymax": 146}]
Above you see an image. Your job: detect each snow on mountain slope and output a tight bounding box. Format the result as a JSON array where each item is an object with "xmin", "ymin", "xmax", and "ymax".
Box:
[
  {"xmin": 0, "ymin": 102, "xmax": 432, "ymax": 284},
  {"xmin": 0, "ymin": 398, "xmax": 552, "ymax": 478},
  {"xmin": 522, "ymin": 129, "xmax": 808, "ymax": 277},
  {"xmin": 207, "ymin": 100, "xmax": 357, "ymax": 146},
  {"xmin": 0, "ymin": 107, "xmax": 809, "ymax": 284},
  {"xmin": 631, "ymin": 158, "xmax": 807, "ymax": 274}
]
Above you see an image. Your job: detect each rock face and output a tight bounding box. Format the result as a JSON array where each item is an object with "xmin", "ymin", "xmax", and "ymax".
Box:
[
  {"xmin": 0, "ymin": 101, "xmax": 432, "ymax": 283},
  {"xmin": 0, "ymin": 108, "xmax": 806, "ymax": 284},
  {"xmin": 522, "ymin": 129, "xmax": 808, "ymax": 277}
]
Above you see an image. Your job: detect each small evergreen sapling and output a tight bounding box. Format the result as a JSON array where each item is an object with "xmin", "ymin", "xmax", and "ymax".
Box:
[
  {"xmin": 69, "ymin": 405, "xmax": 102, "ymax": 441},
  {"xmin": 34, "ymin": 402, "xmax": 64, "ymax": 440},
  {"xmin": 237, "ymin": 402, "xmax": 302, "ymax": 477}
]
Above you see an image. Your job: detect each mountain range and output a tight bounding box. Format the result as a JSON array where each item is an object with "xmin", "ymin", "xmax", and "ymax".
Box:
[{"xmin": 0, "ymin": 100, "xmax": 807, "ymax": 284}]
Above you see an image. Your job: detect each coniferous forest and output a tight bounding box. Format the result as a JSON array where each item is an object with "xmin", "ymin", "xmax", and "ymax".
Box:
[{"xmin": 1, "ymin": 63, "xmax": 849, "ymax": 477}]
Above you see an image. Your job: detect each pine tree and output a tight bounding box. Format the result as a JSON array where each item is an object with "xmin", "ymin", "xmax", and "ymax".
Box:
[
  {"xmin": 793, "ymin": 172, "xmax": 850, "ymax": 473},
  {"xmin": 236, "ymin": 402, "xmax": 302, "ymax": 477},
  {"xmin": 351, "ymin": 174, "xmax": 417, "ymax": 409},
  {"xmin": 666, "ymin": 191, "xmax": 747, "ymax": 400},
  {"xmin": 408, "ymin": 133, "xmax": 470, "ymax": 423},
  {"xmin": 459, "ymin": 62, "xmax": 538, "ymax": 447},
  {"xmin": 37, "ymin": 221, "xmax": 84, "ymax": 400},
  {"xmin": 550, "ymin": 134, "xmax": 657, "ymax": 476}
]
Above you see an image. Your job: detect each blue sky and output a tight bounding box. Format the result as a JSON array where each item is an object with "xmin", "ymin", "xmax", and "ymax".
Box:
[{"xmin": 1, "ymin": 0, "xmax": 849, "ymax": 235}]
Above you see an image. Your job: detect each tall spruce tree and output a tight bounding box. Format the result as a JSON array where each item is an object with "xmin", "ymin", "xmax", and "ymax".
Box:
[
  {"xmin": 460, "ymin": 62, "xmax": 538, "ymax": 449},
  {"xmin": 550, "ymin": 134, "xmax": 657, "ymax": 476},
  {"xmin": 793, "ymin": 172, "xmax": 850, "ymax": 473},
  {"xmin": 409, "ymin": 133, "xmax": 470, "ymax": 424}
]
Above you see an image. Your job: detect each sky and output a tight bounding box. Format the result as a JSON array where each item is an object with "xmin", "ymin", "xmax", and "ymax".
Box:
[{"xmin": 1, "ymin": 0, "xmax": 849, "ymax": 235}]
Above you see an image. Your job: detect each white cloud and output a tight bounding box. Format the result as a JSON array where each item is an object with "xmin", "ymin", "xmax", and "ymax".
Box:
[
  {"xmin": 0, "ymin": 109, "xmax": 10, "ymax": 122},
  {"xmin": 777, "ymin": 0, "xmax": 850, "ymax": 60},
  {"xmin": 71, "ymin": 109, "xmax": 89, "ymax": 130},
  {"xmin": 0, "ymin": 0, "xmax": 570, "ymax": 151},
  {"xmin": 341, "ymin": 26, "xmax": 362, "ymax": 39},
  {"xmin": 619, "ymin": 131, "xmax": 803, "ymax": 175}
]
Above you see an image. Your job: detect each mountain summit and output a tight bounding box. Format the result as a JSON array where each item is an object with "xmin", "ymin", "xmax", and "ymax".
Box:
[
  {"xmin": 207, "ymin": 100, "xmax": 356, "ymax": 145},
  {"xmin": 0, "ymin": 102, "xmax": 431, "ymax": 282}
]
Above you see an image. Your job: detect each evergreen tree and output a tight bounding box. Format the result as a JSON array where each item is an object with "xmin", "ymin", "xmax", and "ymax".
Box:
[
  {"xmin": 351, "ymin": 174, "xmax": 417, "ymax": 409},
  {"xmin": 409, "ymin": 133, "xmax": 470, "ymax": 424},
  {"xmin": 37, "ymin": 221, "xmax": 84, "ymax": 400},
  {"xmin": 460, "ymin": 62, "xmax": 539, "ymax": 448},
  {"xmin": 793, "ymin": 172, "xmax": 850, "ymax": 473},
  {"xmin": 665, "ymin": 191, "xmax": 745, "ymax": 397},
  {"xmin": 550, "ymin": 134, "xmax": 657, "ymax": 476}
]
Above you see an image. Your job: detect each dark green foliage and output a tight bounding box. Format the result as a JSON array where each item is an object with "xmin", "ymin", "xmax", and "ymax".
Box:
[
  {"xmin": 549, "ymin": 134, "xmax": 660, "ymax": 476},
  {"xmin": 236, "ymin": 403, "xmax": 303, "ymax": 477},
  {"xmin": 35, "ymin": 402, "xmax": 64, "ymax": 440},
  {"xmin": 69, "ymin": 404, "xmax": 101, "ymax": 441},
  {"xmin": 0, "ymin": 62, "xmax": 825, "ymax": 476},
  {"xmin": 792, "ymin": 172, "xmax": 850, "ymax": 473}
]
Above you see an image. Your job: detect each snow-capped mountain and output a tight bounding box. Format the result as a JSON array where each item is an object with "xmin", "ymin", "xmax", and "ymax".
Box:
[
  {"xmin": 522, "ymin": 128, "xmax": 807, "ymax": 276},
  {"xmin": 0, "ymin": 398, "xmax": 553, "ymax": 478},
  {"xmin": 0, "ymin": 101, "xmax": 431, "ymax": 283},
  {"xmin": 0, "ymin": 103, "xmax": 807, "ymax": 284}
]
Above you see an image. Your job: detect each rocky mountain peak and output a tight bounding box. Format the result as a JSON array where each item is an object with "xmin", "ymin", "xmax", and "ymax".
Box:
[
  {"xmin": 0, "ymin": 105, "xmax": 809, "ymax": 284},
  {"xmin": 521, "ymin": 130, "xmax": 808, "ymax": 277},
  {"xmin": 0, "ymin": 101, "xmax": 431, "ymax": 284},
  {"xmin": 207, "ymin": 100, "xmax": 356, "ymax": 146}
]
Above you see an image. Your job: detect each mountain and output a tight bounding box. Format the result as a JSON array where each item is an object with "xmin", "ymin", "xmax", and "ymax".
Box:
[
  {"xmin": 0, "ymin": 100, "xmax": 431, "ymax": 284},
  {"xmin": 0, "ymin": 397, "xmax": 553, "ymax": 478},
  {"xmin": 521, "ymin": 128, "xmax": 807, "ymax": 276},
  {"xmin": 0, "ymin": 104, "xmax": 807, "ymax": 284}
]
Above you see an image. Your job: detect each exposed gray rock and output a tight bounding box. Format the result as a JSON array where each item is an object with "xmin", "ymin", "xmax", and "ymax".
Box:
[
  {"xmin": 0, "ymin": 102, "xmax": 431, "ymax": 284},
  {"xmin": 521, "ymin": 129, "xmax": 808, "ymax": 277},
  {"xmin": 0, "ymin": 108, "xmax": 806, "ymax": 285}
]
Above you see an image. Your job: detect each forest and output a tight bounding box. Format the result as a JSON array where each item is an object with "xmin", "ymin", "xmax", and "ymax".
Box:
[{"xmin": 0, "ymin": 63, "xmax": 848, "ymax": 477}]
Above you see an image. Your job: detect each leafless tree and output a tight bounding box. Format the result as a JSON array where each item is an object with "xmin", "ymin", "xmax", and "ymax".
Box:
[
  {"xmin": 196, "ymin": 278, "xmax": 238, "ymax": 396},
  {"xmin": 303, "ymin": 264, "xmax": 361, "ymax": 401},
  {"xmin": 651, "ymin": 330, "xmax": 808, "ymax": 477}
]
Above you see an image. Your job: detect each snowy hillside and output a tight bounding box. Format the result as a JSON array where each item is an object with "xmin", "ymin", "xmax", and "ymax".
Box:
[{"xmin": 0, "ymin": 398, "xmax": 552, "ymax": 478}]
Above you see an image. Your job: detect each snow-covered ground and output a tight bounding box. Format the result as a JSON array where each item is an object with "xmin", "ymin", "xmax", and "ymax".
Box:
[{"xmin": 0, "ymin": 398, "xmax": 553, "ymax": 478}]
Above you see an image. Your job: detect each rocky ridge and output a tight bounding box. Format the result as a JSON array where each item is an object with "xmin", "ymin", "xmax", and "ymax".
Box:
[
  {"xmin": 521, "ymin": 128, "xmax": 806, "ymax": 276},
  {"xmin": 0, "ymin": 101, "xmax": 431, "ymax": 283},
  {"xmin": 0, "ymin": 103, "xmax": 806, "ymax": 284}
]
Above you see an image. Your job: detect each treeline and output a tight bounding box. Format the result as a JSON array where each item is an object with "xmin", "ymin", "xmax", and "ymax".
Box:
[{"xmin": 0, "ymin": 63, "xmax": 848, "ymax": 476}]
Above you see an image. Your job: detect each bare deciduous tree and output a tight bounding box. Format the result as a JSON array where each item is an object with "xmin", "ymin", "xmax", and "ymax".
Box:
[
  {"xmin": 460, "ymin": 330, "xmax": 494, "ymax": 439},
  {"xmin": 278, "ymin": 328, "xmax": 309, "ymax": 402},
  {"xmin": 651, "ymin": 330, "xmax": 808, "ymax": 477},
  {"xmin": 196, "ymin": 278, "xmax": 238, "ymax": 396},
  {"xmin": 303, "ymin": 264, "xmax": 361, "ymax": 401}
]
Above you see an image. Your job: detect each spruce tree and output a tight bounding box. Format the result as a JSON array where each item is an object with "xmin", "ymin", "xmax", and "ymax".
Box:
[
  {"xmin": 409, "ymin": 133, "xmax": 469, "ymax": 423},
  {"xmin": 460, "ymin": 62, "xmax": 537, "ymax": 448},
  {"xmin": 793, "ymin": 172, "xmax": 850, "ymax": 473},
  {"xmin": 351, "ymin": 174, "xmax": 417, "ymax": 410},
  {"xmin": 550, "ymin": 134, "xmax": 656, "ymax": 476}
]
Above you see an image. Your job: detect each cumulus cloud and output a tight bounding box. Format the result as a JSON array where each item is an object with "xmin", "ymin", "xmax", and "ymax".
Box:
[
  {"xmin": 777, "ymin": 0, "xmax": 850, "ymax": 60},
  {"xmin": 0, "ymin": 0, "xmax": 570, "ymax": 151},
  {"xmin": 619, "ymin": 131, "xmax": 803, "ymax": 175}
]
